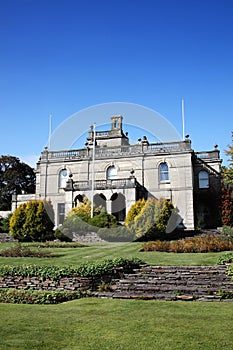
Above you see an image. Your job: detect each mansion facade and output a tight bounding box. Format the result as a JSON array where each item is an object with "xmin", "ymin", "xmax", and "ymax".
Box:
[{"xmin": 13, "ymin": 116, "xmax": 222, "ymax": 230}]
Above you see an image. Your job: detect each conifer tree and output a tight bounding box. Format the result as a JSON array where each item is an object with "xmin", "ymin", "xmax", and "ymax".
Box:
[
  {"xmin": 10, "ymin": 203, "xmax": 27, "ymax": 241},
  {"xmin": 125, "ymin": 198, "xmax": 146, "ymax": 225},
  {"xmin": 10, "ymin": 200, "xmax": 54, "ymax": 241}
]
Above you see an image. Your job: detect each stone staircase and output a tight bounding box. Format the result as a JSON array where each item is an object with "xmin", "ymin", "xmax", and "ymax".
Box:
[{"xmin": 93, "ymin": 265, "xmax": 233, "ymax": 301}]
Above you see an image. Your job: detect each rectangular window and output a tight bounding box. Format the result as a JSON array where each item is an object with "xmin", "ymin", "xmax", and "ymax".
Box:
[
  {"xmin": 198, "ymin": 171, "xmax": 209, "ymax": 189},
  {"xmin": 58, "ymin": 203, "xmax": 65, "ymax": 225}
]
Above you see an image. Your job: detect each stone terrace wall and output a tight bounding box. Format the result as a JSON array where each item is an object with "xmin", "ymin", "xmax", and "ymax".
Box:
[{"xmin": 0, "ymin": 274, "xmax": 113, "ymax": 291}]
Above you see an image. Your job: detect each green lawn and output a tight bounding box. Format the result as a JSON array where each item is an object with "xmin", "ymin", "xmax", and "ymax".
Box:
[
  {"xmin": 0, "ymin": 241, "xmax": 229, "ymax": 266},
  {"xmin": 0, "ymin": 298, "xmax": 232, "ymax": 350},
  {"xmin": 0, "ymin": 242, "xmax": 232, "ymax": 349}
]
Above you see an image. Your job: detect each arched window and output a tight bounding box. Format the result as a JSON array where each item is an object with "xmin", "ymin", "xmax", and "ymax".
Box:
[
  {"xmin": 159, "ymin": 162, "xmax": 169, "ymax": 182},
  {"xmin": 107, "ymin": 166, "xmax": 117, "ymax": 180},
  {"xmin": 198, "ymin": 170, "xmax": 209, "ymax": 188},
  {"xmin": 59, "ymin": 169, "xmax": 69, "ymax": 188}
]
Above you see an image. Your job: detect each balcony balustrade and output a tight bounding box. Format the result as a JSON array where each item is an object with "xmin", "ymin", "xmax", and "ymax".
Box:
[{"xmin": 67, "ymin": 177, "xmax": 137, "ymax": 191}]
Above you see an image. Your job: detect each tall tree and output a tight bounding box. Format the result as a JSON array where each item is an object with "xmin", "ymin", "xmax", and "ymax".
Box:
[
  {"xmin": 0, "ymin": 155, "xmax": 36, "ymax": 210},
  {"xmin": 222, "ymin": 132, "xmax": 233, "ymax": 187},
  {"xmin": 221, "ymin": 132, "xmax": 233, "ymax": 227}
]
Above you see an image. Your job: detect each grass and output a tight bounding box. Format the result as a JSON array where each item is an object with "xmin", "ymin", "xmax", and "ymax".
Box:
[
  {"xmin": 0, "ymin": 241, "xmax": 230, "ymax": 266},
  {"xmin": 0, "ymin": 242, "xmax": 232, "ymax": 349},
  {"xmin": 0, "ymin": 298, "xmax": 232, "ymax": 350}
]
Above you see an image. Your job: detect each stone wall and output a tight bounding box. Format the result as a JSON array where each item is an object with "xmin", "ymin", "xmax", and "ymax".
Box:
[
  {"xmin": 1, "ymin": 265, "xmax": 232, "ymax": 302},
  {"xmin": 0, "ymin": 274, "xmax": 113, "ymax": 291}
]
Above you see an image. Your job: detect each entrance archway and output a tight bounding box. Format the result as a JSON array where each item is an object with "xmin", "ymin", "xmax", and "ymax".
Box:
[
  {"xmin": 110, "ymin": 193, "xmax": 126, "ymax": 221},
  {"xmin": 74, "ymin": 194, "xmax": 86, "ymax": 207},
  {"xmin": 93, "ymin": 193, "xmax": 106, "ymax": 211}
]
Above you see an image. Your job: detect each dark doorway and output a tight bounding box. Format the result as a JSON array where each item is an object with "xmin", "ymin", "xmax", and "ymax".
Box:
[
  {"xmin": 111, "ymin": 193, "xmax": 126, "ymax": 221},
  {"xmin": 94, "ymin": 193, "xmax": 106, "ymax": 211}
]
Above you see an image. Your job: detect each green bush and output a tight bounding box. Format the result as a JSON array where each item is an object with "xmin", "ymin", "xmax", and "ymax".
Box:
[
  {"xmin": 9, "ymin": 203, "xmax": 27, "ymax": 241},
  {"xmin": 125, "ymin": 199, "xmax": 146, "ymax": 225},
  {"xmin": 61, "ymin": 215, "xmax": 96, "ymax": 237},
  {"xmin": 126, "ymin": 198, "xmax": 174, "ymax": 240},
  {"xmin": 68, "ymin": 197, "xmax": 101, "ymax": 218},
  {"xmin": 0, "ymin": 258, "xmax": 143, "ymax": 280},
  {"xmin": 89, "ymin": 212, "xmax": 119, "ymax": 228},
  {"xmin": 98, "ymin": 226, "xmax": 135, "ymax": 242},
  {"xmin": 61, "ymin": 210, "xmax": 120, "ymax": 238},
  {"xmin": 10, "ymin": 200, "xmax": 55, "ymax": 242},
  {"xmin": 0, "ymin": 289, "xmax": 86, "ymax": 304}
]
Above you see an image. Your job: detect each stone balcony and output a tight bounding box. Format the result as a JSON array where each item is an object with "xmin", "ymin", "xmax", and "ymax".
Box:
[{"xmin": 65, "ymin": 177, "xmax": 138, "ymax": 191}]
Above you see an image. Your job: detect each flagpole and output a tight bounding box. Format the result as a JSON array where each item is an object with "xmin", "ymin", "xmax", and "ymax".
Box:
[
  {"xmin": 181, "ymin": 98, "xmax": 185, "ymax": 140},
  {"xmin": 91, "ymin": 123, "xmax": 96, "ymax": 218},
  {"xmin": 48, "ymin": 113, "xmax": 52, "ymax": 149}
]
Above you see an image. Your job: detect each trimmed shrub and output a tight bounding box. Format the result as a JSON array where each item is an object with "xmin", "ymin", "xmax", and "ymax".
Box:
[
  {"xmin": 9, "ymin": 203, "xmax": 27, "ymax": 241},
  {"xmin": 89, "ymin": 212, "xmax": 119, "ymax": 228},
  {"xmin": 68, "ymin": 197, "xmax": 102, "ymax": 218},
  {"xmin": 10, "ymin": 200, "xmax": 55, "ymax": 242},
  {"xmin": 61, "ymin": 207, "xmax": 120, "ymax": 238},
  {"xmin": 126, "ymin": 198, "xmax": 174, "ymax": 240},
  {"xmin": 125, "ymin": 198, "xmax": 146, "ymax": 225}
]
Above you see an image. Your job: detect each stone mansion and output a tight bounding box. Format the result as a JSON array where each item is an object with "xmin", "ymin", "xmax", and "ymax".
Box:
[{"xmin": 13, "ymin": 115, "xmax": 222, "ymax": 230}]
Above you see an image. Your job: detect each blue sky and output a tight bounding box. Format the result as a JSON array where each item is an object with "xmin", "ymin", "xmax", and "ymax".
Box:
[{"xmin": 1, "ymin": 0, "xmax": 233, "ymax": 166}]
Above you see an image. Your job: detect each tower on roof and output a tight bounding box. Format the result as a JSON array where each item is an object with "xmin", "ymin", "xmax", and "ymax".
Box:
[
  {"xmin": 87, "ymin": 115, "xmax": 129, "ymax": 148},
  {"xmin": 111, "ymin": 115, "xmax": 123, "ymax": 131}
]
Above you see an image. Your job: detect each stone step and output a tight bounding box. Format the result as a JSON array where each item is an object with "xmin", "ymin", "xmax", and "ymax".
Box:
[
  {"xmin": 92, "ymin": 291, "xmax": 232, "ymax": 301},
  {"xmin": 93, "ymin": 265, "xmax": 233, "ymax": 301}
]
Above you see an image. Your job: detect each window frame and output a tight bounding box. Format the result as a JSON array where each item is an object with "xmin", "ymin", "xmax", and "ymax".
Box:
[
  {"xmin": 59, "ymin": 169, "xmax": 69, "ymax": 189},
  {"xmin": 198, "ymin": 170, "xmax": 209, "ymax": 189},
  {"xmin": 107, "ymin": 165, "xmax": 117, "ymax": 180},
  {"xmin": 57, "ymin": 203, "xmax": 65, "ymax": 226},
  {"xmin": 159, "ymin": 162, "xmax": 169, "ymax": 182}
]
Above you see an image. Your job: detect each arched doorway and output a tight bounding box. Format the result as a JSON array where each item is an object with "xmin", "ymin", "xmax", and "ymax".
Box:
[
  {"xmin": 110, "ymin": 193, "xmax": 126, "ymax": 221},
  {"xmin": 93, "ymin": 193, "xmax": 106, "ymax": 211},
  {"xmin": 74, "ymin": 194, "xmax": 86, "ymax": 207}
]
